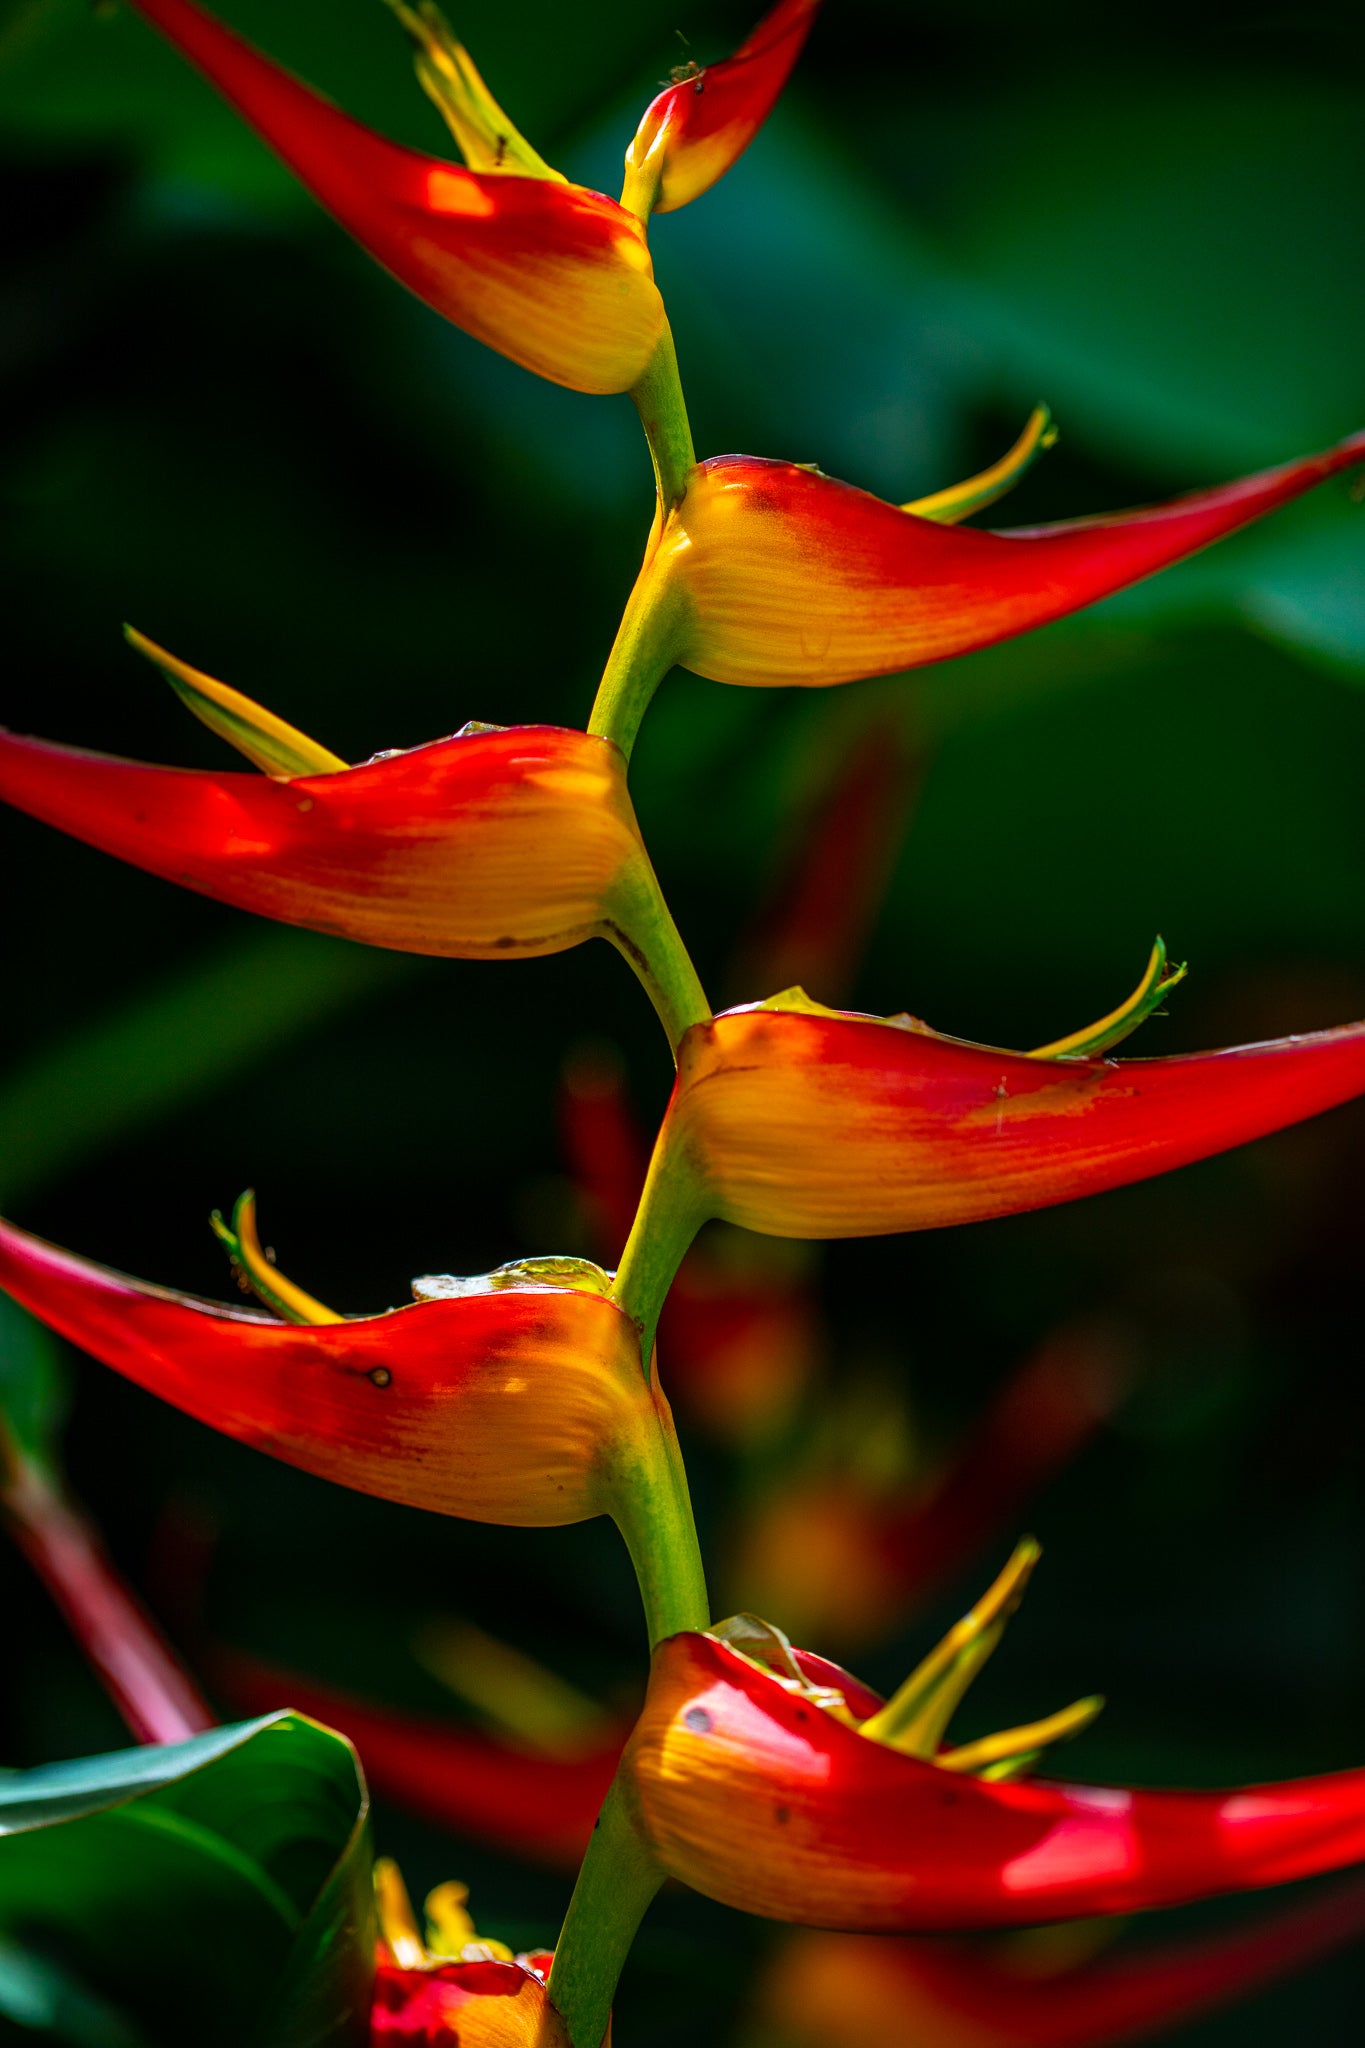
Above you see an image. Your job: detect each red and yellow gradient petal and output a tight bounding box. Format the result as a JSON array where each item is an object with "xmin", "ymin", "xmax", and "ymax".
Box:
[
  {"xmin": 637, "ymin": 432, "xmax": 1365, "ymax": 689},
  {"xmin": 0, "ymin": 720, "xmax": 670, "ymax": 970},
  {"xmin": 633, "ymin": 1000, "xmax": 1365, "ymax": 1249},
  {"xmin": 129, "ymin": 0, "xmax": 663, "ymax": 393},
  {"xmin": 757, "ymin": 1877, "xmax": 1365, "ymax": 2048},
  {"xmin": 0, "ymin": 1217, "xmax": 656, "ymax": 1530},
  {"xmin": 623, "ymin": 0, "xmax": 821, "ymax": 217},
  {"xmin": 372, "ymin": 1955, "xmax": 568, "ymax": 2046},
  {"xmin": 622, "ymin": 1632, "xmax": 1365, "ymax": 1929}
]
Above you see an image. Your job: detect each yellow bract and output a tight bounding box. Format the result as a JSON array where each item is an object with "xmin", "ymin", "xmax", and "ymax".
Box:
[
  {"xmin": 209, "ymin": 1190, "xmax": 343, "ymax": 1326},
  {"xmin": 383, "ymin": 0, "xmax": 564, "ymax": 181},
  {"xmin": 126, "ymin": 627, "xmax": 345, "ymax": 780},
  {"xmin": 903, "ymin": 405, "xmax": 1058, "ymax": 524}
]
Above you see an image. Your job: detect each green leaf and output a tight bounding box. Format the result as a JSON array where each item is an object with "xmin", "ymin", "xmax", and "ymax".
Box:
[
  {"xmin": 0, "ymin": 1716, "xmax": 373, "ymax": 2048},
  {"xmin": 911, "ymin": 83, "xmax": 1365, "ymax": 471}
]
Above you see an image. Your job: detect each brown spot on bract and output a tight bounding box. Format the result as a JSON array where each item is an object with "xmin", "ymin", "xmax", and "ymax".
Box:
[{"xmin": 369, "ymin": 1367, "xmax": 392, "ymax": 1388}]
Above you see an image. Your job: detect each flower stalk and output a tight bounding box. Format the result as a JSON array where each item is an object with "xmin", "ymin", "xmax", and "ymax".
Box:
[{"xmin": 546, "ymin": 1778, "xmax": 664, "ymax": 2048}]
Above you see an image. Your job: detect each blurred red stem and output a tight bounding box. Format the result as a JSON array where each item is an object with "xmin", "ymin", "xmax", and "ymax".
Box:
[{"xmin": 4, "ymin": 1456, "xmax": 214, "ymax": 1744}]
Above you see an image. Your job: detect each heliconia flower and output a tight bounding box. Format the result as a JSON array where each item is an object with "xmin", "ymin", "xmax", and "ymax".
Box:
[
  {"xmin": 590, "ymin": 426, "xmax": 1365, "ymax": 744},
  {"xmin": 372, "ymin": 1860, "xmax": 566, "ymax": 2045},
  {"xmin": 619, "ymin": 1552, "xmax": 1365, "ymax": 1931},
  {"xmin": 622, "ymin": 0, "xmax": 822, "ymax": 220},
  {"xmin": 216, "ymin": 1645, "xmax": 624, "ymax": 1871},
  {"xmin": 562, "ymin": 714, "xmax": 920, "ymax": 1445},
  {"xmin": 127, "ymin": 0, "xmax": 664, "ymax": 394},
  {"xmin": 614, "ymin": 980, "xmax": 1365, "ymax": 1343},
  {"xmin": 755, "ymin": 1875, "xmax": 1365, "ymax": 2048},
  {"xmin": 0, "ymin": 1211, "xmax": 668, "ymax": 1533},
  {"xmin": 0, "ymin": 631, "xmax": 706, "ymax": 1047}
]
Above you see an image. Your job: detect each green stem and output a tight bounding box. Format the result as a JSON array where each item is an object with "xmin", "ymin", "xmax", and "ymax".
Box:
[
  {"xmin": 587, "ymin": 328, "xmax": 697, "ymax": 762},
  {"xmin": 606, "ymin": 854, "xmax": 710, "ymax": 1057},
  {"xmin": 586, "ymin": 545, "xmax": 691, "ymax": 766},
  {"xmin": 630, "ymin": 320, "xmax": 695, "ymax": 514},
  {"xmin": 547, "ymin": 1777, "xmax": 663, "ymax": 2048},
  {"xmin": 612, "ymin": 1150, "xmax": 706, "ymax": 1366},
  {"xmin": 612, "ymin": 1387, "xmax": 709, "ymax": 1647}
]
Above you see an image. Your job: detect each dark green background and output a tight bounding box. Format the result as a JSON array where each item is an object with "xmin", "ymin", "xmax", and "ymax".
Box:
[{"xmin": 1, "ymin": 0, "xmax": 1364, "ymax": 2039}]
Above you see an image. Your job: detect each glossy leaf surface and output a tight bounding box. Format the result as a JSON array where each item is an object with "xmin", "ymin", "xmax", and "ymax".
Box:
[{"xmin": 0, "ymin": 1715, "xmax": 373, "ymax": 2048}]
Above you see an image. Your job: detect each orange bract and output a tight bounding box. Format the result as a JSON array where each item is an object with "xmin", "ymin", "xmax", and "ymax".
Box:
[
  {"xmin": 0, "ymin": 1218, "xmax": 652, "ymax": 1529},
  {"xmin": 131, "ymin": 0, "xmax": 663, "ymax": 393},
  {"xmin": 373, "ymin": 1955, "xmax": 569, "ymax": 2045},
  {"xmin": 628, "ymin": 432, "xmax": 1365, "ymax": 689},
  {"xmin": 642, "ymin": 998, "xmax": 1365, "ymax": 1243},
  {"xmin": 624, "ymin": 0, "xmax": 822, "ymax": 217},
  {"xmin": 0, "ymin": 721, "xmax": 666, "ymax": 965}
]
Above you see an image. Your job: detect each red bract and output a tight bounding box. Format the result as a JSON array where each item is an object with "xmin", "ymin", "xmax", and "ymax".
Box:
[
  {"xmin": 624, "ymin": 998, "xmax": 1365, "ymax": 1264},
  {"xmin": 218, "ymin": 1648, "xmax": 622, "ymax": 1871},
  {"xmin": 623, "ymin": 1630, "xmax": 1365, "ymax": 1929},
  {"xmin": 606, "ymin": 431, "xmax": 1365, "ymax": 697},
  {"xmin": 0, "ymin": 723, "xmax": 654, "ymax": 964},
  {"xmin": 759, "ymin": 1877, "xmax": 1365, "ymax": 2048},
  {"xmin": 128, "ymin": 0, "xmax": 663, "ymax": 393},
  {"xmin": 0, "ymin": 1217, "xmax": 658, "ymax": 1529},
  {"xmin": 0, "ymin": 711, "xmax": 711, "ymax": 1046},
  {"xmin": 372, "ymin": 1955, "xmax": 566, "ymax": 2046},
  {"xmin": 623, "ymin": 0, "xmax": 822, "ymax": 217}
]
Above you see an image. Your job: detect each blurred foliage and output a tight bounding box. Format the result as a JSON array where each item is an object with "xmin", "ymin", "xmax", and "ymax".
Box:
[
  {"xmin": 0, "ymin": 1714, "xmax": 372, "ymax": 2046},
  {"xmin": 0, "ymin": 0, "xmax": 1363, "ymax": 2041}
]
